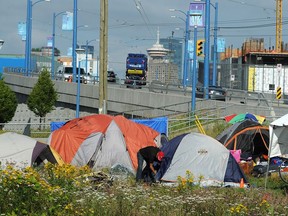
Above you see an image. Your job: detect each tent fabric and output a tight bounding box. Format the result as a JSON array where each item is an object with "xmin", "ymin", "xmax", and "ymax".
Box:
[
  {"xmin": 216, "ymin": 120, "xmax": 269, "ymax": 159},
  {"xmin": 48, "ymin": 114, "xmax": 161, "ymax": 172},
  {"xmin": 224, "ymin": 113, "xmax": 266, "ymax": 124},
  {"xmin": 49, "ymin": 114, "xmax": 113, "ymax": 164},
  {"xmin": 156, "ymin": 132, "xmax": 247, "ymax": 186},
  {"xmin": 0, "ymin": 132, "xmax": 57, "ymax": 169},
  {"xmin": 269, "ymin": 114, "xmax": 288, "ymax": 158}
]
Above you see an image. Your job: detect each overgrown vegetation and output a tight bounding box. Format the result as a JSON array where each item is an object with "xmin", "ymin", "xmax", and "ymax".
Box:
[{"xmin": 0, "ymin": 163, "xmax": 287, "ymax": 215}]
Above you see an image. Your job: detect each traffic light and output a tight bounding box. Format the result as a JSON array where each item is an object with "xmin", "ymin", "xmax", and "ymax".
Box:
[{"xmin": 197, "ymin": 39, "xmax": 205, "ymax": 56}]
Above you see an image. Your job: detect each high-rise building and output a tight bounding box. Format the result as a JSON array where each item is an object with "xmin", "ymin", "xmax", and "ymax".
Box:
[
  {"xmin": 160, "ymin": 37, "xmax": 183, "ymax": 80},
  {"xmin": 147, "ymin": 30, "xmax": 178, "ymax": 84}
]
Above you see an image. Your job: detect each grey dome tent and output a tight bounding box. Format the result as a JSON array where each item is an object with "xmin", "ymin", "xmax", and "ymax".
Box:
[{"xmin": 156, "ymin": 132, "xmax": 248, "ymax": 187}]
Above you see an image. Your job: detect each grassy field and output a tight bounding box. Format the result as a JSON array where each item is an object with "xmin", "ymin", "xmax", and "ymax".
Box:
[{"xmin": 0, "ymin": 163, "xmax": 287, "ymax": 215}]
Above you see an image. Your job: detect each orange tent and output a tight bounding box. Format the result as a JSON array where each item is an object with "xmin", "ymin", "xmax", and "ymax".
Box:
[{"xmin": 48, "ymin": 114, "xmax": 161, "ymax": 172}]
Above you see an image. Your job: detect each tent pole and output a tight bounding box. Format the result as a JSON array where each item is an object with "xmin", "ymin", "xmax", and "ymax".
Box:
[{"xmin": 264, "ymin": 133, "xmax": 273, "ymax": 190}]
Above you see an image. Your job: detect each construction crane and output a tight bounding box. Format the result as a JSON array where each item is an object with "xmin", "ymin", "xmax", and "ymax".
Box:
[{"xmin": 276, "ymin": 0, "xmax": 282, "ymax": 52}]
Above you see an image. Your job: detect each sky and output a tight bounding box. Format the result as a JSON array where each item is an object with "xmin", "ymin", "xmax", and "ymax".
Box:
[{"xmin": 0, "ymin": 0, "xmax": 288, "ymax": 76}]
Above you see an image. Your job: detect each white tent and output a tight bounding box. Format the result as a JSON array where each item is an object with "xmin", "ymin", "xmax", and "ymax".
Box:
[
  {"xmin": 265, "ymin": 114, "xmax": 288, "ymax": 188},
  {"xmin": 268, "ymin": 114, "xmax": 288, "ymax": 158},
  {"xmin": 0, "ymin": 132, "xmax": 58, "ymax": 169}
]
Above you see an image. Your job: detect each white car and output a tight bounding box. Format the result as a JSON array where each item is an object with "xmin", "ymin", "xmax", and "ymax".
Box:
[{"xmin": 56, "ymin": 66, "xmax": 92, "ymax": 84}]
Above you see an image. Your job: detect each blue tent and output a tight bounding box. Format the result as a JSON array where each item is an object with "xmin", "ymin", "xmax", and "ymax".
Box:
[{"xmin": 156, "ymin": 132, "xmax": 248, "ymax": 187}]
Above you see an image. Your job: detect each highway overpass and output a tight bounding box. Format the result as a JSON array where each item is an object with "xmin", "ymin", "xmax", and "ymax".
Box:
[{"xmin": 3, "ymin": 72, "xmax": 286, "ymax": 123}]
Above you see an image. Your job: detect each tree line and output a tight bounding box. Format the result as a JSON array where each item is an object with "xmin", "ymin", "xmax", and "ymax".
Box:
[{"xmin": 0, "ymin": 69, "xmax": 58, "ymax": 130}]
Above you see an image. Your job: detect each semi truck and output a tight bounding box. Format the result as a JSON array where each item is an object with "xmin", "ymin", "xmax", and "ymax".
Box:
[{"xmin": 125, "ymin": 53, "xmax": 148, "ymax": 87}]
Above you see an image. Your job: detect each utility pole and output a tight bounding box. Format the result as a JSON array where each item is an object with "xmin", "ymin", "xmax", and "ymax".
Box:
[
  {"xmin": 99, "ymin": 0, "xmax": 108, "ymax": 114},
  {"xmin": 276, "ymin": 0, "xmax": 282, "ymax": 52}
]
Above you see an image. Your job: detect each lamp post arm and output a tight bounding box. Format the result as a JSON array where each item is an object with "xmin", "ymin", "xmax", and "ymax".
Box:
[
  {"xmin": 169, "ymin": 8, "xmax": 186, "ymax": 16},
  {"xmin": 32, "ymin": 0, "xmax": 48, "ymax": 6}
]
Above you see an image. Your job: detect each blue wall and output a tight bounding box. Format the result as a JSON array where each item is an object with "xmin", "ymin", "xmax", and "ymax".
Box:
[{"xmin": 0, "ymin": 56, "xmax": 25, "ymax": 73}]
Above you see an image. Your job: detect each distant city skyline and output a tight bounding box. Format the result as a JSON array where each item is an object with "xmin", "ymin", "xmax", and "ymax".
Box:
[{"xmin": 1, "ymin": 0, "xmax": 287, "ymax": 74}]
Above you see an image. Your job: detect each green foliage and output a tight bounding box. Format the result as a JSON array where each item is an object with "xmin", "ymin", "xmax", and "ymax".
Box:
[
  {"xmin": 0, "ymin": 163, "xmax": 288, "ymax": 215},
  {"xmin": 0, "ymin": 77, "xmax": 17, "ymax": 125},
  {"xmin": 27, "ymin": 69, "xmax": 58, "ymax": 118}
]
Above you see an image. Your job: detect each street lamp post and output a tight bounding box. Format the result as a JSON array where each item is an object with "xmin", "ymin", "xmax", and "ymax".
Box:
[
  {"xmin": 51, "ymin": 11, "xmax": 67, "ymax": 80},
  {"xmin": 72, "ymin": 0, "xmax": 78, "ymax": 83},
  {"xmin": 192, "ymin": 25, "xmax": 198, "ymax": 112},
  {"xmin": 25, "ymin": 0, "xmax": 50, "ymax": 76},
  {"xmin": 85, "ymin": 39, "xmax": 98, "ymax": 75},
  {"xmin": 75, "ymin": 48, "xmax": 85, "ymax": 118},
  {"xmin": 212, "ymin": 2, "xmax": 218, "ymax": 86},
  {"xmin": 169, "ymin": 9, "xmax": 190, "ymax": 88},
  {"xmin": 204, "ymin": 0, "xmax": 211, "ymax": 99}
]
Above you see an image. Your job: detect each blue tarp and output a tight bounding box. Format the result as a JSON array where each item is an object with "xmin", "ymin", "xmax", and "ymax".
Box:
[
  {"xmin": 132, "ymin": 117, "xmax": 168, "ymax": 135},
  {"xmin": 50, "ymin": 121, "xmax": 65, "ymax": 132},
  {"xmin": 50, "ymin": 116, "xmax": 168, "ymax": 135}
]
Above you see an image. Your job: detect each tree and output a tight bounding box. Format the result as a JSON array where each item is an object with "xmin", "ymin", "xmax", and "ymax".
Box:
[
  {"xmin": 27, "ymin": 69, "xmax": 58, "ymax": 127},
  {"xmin": 0, "ymin": 75, "xmax": 17, "ymax": 129}
]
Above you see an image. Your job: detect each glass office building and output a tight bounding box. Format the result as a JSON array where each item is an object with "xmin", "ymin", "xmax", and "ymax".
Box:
[{"xmin": 160, "ymin": 37, "xmax": 183, "ymax": 80}]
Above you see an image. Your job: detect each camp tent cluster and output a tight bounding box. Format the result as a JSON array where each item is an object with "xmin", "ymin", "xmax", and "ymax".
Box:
[{"xmin": 5, "ymin": 112, "xmax": 288, "ymax": 188}]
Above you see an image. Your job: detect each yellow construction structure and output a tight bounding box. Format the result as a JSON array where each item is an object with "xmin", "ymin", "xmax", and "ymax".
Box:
[
  {"xmin": 276, "ymin": 0, "xmax": 282, "ymax": 52},
  {"xmin": 195, "ymin": 115, "xmax": 206, "ymax": 134}
]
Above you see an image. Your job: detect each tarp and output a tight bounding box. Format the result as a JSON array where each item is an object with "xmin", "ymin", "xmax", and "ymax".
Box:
[
  {"xmin": 133, "ymin": 116, "xmax": 168, "ymax": 135},
  {"xmin": 156, "ymin": 132, "xmax": 248, "ymax": 187},
  {"xmin": 50, "ymin": 116, "xmax": 168, "ymax": 135}
]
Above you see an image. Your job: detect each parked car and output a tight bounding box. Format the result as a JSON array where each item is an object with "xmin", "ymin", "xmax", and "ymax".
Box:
[
  {"xmin": 196, "ymin": 85, "xmax": 227, "ymax": 101},
  {"xmin": 107, "ymin": 71, "xmax": 116, "ymax": 82},
  {"xmin": 56, "ymin": 66, "xmax": 92, "ymax": 84}
]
